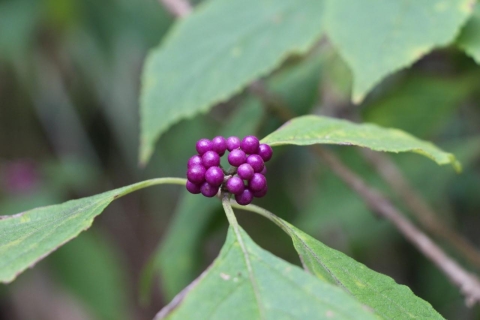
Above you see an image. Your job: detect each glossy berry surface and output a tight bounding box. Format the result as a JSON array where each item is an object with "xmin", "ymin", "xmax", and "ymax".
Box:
[
  {"xmin": 237, "ymin": 163, "xmax": 254, "ymax": 180},
  {"xmin": 205, "ymin": 166, "xmax": 224, "ymax": 186},
  {"xmin": 228, "ymin": 149, "xmax": 246, "ymax": 167},
  {"xmin": 202, "ymin": 151, "xmax": 220, "ymax": 168},
  {"xmin": 249, "ymin": 173, "xmax": 267, "ymax": 192},
  {"xmin": 186, "ymin": 181, "xmax": 201, "ymax": 194},
  {"xmin": 260, "ymin": 167, "xmax": 267, "ymax": 175},
  {"xmin": 241, "ymin": 135, "xmax": 259, "ymax": 154},
  {"xmin": 187, "ymin": 155, "xmax": 203, "ymax": 168},
  {"xmin": 235, "ymin": 188, "xmax": 253, "ymax": 205},
  {"xmin": 226, "ymin": 136, "xmax": 241, "ymax": 151},
  {"xmin": 201, "ymin": 182, "xmax": 219, "ymax": 198},
  {"xmin": 186, "ymin": 135, "xmax": 271, "ymax": 202},
  {"xmin": 246, "ymin": 154, "xmax": 264, "ymax": 173},
  {"xmin": 187, "ymin": 165, "xmax": 206, "ymax": 184},
  {"xmin": 252, "ymin": 185, "xmax": 268, "ymax": 198},
  {"xmin": 196, "ymin": 139, "xmax": 213, "ymax": 155},
  {"xmin": 212, "ymin": 136, "xmax": 227, "ymax": 155},
  {"xmin": 257, "ymin": 144, "xmax": 273, "ymax": 162},
  {"xmin": 226, "ymin": 176, "xmax": 244, "ymax": 195}
]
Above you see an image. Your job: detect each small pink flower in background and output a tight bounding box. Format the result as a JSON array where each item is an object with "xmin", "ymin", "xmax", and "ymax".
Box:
[{"xmin": 2, "ymin": 160, "xmax": 40, "ymax": 194}]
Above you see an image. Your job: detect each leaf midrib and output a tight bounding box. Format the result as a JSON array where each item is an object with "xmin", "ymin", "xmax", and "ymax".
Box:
[{"xmin": 231, "ymin": 225, "xmax": 265, "ymax": 319}]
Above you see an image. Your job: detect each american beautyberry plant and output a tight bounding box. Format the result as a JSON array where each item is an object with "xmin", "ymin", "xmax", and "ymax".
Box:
[
  {"xmin": 2, "ymin": 0, "xmax": 480, "ymax": 319},
  {"xmin": 0, "ymin": 114, "xmax": 468, "ymax": 319}
]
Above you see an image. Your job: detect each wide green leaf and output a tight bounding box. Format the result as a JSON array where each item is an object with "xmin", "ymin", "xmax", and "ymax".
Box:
[
  {"xmin": 140, "ymin": 0, "xmax": 325, "ymax": 164},
  {"xmin": 278, "ymin": 218, "xmax": 444, "ymax": 319},
  {"xmin": 458, "ymin": 3, "xmax": 480, "ymax": 64},
  {"xmin": 155, "ymin": 225, "xmax": 377, "ymax": 320},
  {"xmin": 261, "ymin": 115, "xmax": 460, "ymax": 170},
  {"xmin": 0, "ymin": 178, "xmax": 185, "ymax": 283},
  {"xmin": 326, "ymin": 0, "xmax": 474, "ymax": 102}
]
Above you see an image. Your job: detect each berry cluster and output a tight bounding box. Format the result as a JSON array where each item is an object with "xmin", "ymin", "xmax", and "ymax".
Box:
[{"xmin": 186, "ymin": 135, "xmax": 273, "ymax": 205}]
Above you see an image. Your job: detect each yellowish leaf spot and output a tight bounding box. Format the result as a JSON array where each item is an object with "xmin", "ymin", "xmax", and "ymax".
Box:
[{"xmin": 220, "ymin": 273, "xmax": 231, "ymax": 281}]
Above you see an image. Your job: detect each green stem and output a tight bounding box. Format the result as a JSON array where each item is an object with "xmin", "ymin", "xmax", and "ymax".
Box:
[
  {"xmin": 117, "ymin": 177, "xmax": 187, "ymax": 197},
  {"xmin": 141, "ymin": 177, "xmax": 187, "ymax": 187},
  {"xmin": 221, "ymin": 192, "xmax": 238, "ymax": 227},
  {"xmin": 230, "ymin": 201, "xmax": 293, "ymax": 236}
]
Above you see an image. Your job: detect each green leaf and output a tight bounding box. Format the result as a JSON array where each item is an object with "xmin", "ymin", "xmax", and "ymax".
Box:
[
  {"xmin": 0, "ymin": 178, "xmax": 185, "ymax": 283},
  {"xmin": 267, "ymin": 54, "xmax": 323, "ymax": 115},
  {"xmin": 275, "ymin": 218, "xmax": 444, "ymax": 319},
  {"xmin": 325, "ymin": 0, "xmax": 474, "ymax": 103},
  {"xmin": 155, "ymin": 226, "xmax": 377, "ymax": 320},
  {"xmin": 261, "ymin": 115, "xmax": 461, "ymax": 171},
  {"xmin": 139, "ymin": 0, "xmax": 325, "ymax": 164},
  {"xmin": 458, "ymin": 3, "xmax": 480, "ymax": 64}
]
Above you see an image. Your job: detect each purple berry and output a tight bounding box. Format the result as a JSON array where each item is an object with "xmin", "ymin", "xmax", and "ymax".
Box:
[
  {"xmin": 202, "ymin": 151, "xmax": 220, "ymax": 168},
  {"xmin": 252, "ymin": 185, "xmax": 268, "ymax": 198},
  {"xmin": 196, "ymin": 139, "xmax": 213, "ymax": 155},
  {"xmin": 205, "ymin": 166, "xmax": 224, "ymax": 186},
  {"xmin": 200, "ymin": 182, "xmax": 219, "ymax": 198},
  {"xmin": 188, "ymin": 155, "xmax": 203, "ymax": 168},
  {"xmin": 235, "ymin": 188, "xmax": 253, "ymax": 206},
  {"xmin": 235, "ymin": 188, "xmax": 253, "ymax": 205},
  {"xmin": 257, "ymin": 144, "xmax": 273, "ymax": 162},
  {"xmin": 246, "ymin": 154, "xmax": 264, "ymax": 173},
  {"xmin": 237, "ymin": 163, "xmax": 254, "ymax": 180},
  {"xmin": 260, "ymin": 167, "xmax": 267, "ymax": 175},
  {"xmin": 249, "ymin": 173, "xmax": 267, "ymax": 192},
  {"xmin": 228, "ymin": 149, "xmax": 246, "ymax": 167},
  {"xmin": 186, "ymin": 181, "xmax": 201, "ymax": 194},
  {"xmin": 226, "ymin": 176, "xmax": 245, "ymax": 195},
  {"xmin": 212, "ymin": 136, "xmax": 227, "ymax": 156},
  {"xmin": 187, "ymin": 165, "xmax": 206, "ymax": 184},
  {"xmin": 226, "ymin": 136, "xmax": 241, "ymax": 151},
  {"xmin": 241, "ymin": 135, "xmax": 259, "ymax": 154}
]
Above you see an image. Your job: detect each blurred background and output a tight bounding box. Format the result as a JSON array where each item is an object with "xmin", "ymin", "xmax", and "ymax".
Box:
[{"xmin": 1, "ymin": 0, "xmax": 480, "ymax": 319}]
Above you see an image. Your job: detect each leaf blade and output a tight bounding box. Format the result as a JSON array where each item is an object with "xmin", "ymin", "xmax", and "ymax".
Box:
[
  {"xmin": 0, "ymin": 178, "xmax": 185, "ymax": 283},
  {"xmin": 139, "ymin": 0, "xmax": 325, "ymax": 164},
  {"xmin": 458, "ymin": 3, "xmax": 480, "ymax": 64},
  {"xmin": 156, "ymin": 226, "xmax": 377, "ymax": 320},
  {"xmin": 280, "ymin": 219, "xmax": 445, "ymax": 320},
  {"xmin": 326, "ymin": 0, "xmax": 474, "ymax": 102},
  {"xmin": 261, "ymin": 115, "xmax": 460, "ymax": 170}
]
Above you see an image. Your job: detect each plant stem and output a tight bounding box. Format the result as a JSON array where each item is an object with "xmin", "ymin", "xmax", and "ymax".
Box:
[
  {"xmin": 361, "ymin": 149, "xmax": 480, "ymax": 269},
  {"xmin": 116, "ymin": 177, "xmax": 187, "ymax": 197},
  {"xmin": 230, "ymin": 201, "xmax": 290, "ymax": 235},
  {"xmin": 221, "ymin": 193, "xmax": 238, "ymax": 227}
]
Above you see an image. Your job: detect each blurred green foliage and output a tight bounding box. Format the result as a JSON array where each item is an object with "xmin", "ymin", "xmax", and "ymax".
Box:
[{"xmin": 1, "ymin": 0, "xmax": 480, "ymax": 319}]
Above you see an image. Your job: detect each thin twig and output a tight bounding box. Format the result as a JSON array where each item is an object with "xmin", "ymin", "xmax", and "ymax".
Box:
[
  {"xmin": 314, "ymin": 147, "xmax": 480, "ymax": 306},
  {"xmin": 361, "ymin": 149, "xmax": 480, "ymax": 269},
  {"xmin": 251, "ymin": 81, "xmax": 480, "ymax": 305},
  {"xmin": 159, "ymin": 0, "xmax": 192, "ymax": 18}
]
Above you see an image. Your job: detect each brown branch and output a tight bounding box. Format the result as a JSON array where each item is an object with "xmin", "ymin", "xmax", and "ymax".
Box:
[
  {"xmin": 314, "ymin": 147, "xmax": 480, "ymax": 306},
  {"xmin": 251, "ymin": 82, "xmax": 480, "ymax": 306},
  {"xmin": 361, "ymin": 150, "xmax": 480, "ymax": 269},
  {"xmin": 159, "ymin": 0, "xmax": 192, "ymax": 18}
]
